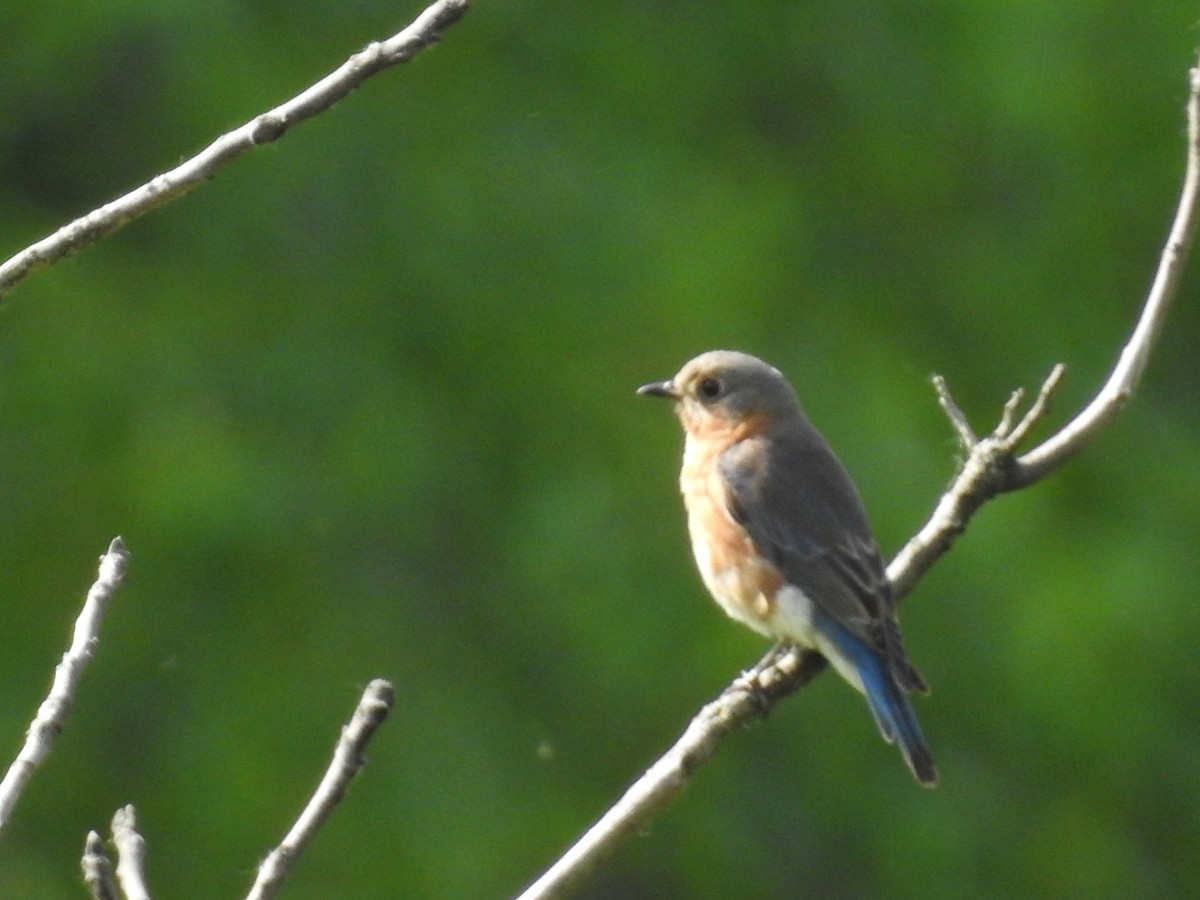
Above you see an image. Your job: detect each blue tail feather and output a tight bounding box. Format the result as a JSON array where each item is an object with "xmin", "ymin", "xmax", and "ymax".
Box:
[
  {"xmin": 859, "ymin": 662, "xmax": 938, "ymax": 787},
  {"xmin": 819, "ymin": 619, "xmax": 938, "ymax": 787}
]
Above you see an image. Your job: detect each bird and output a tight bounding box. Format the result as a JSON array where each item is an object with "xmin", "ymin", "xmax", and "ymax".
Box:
[{"xmin": 638, "ymin": 350, "xmax": 937, "ymax": 786}]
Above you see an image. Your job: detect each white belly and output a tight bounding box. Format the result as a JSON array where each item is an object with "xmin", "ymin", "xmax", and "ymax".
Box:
[
  {"xmin": 768, "ymin": 583, "xmax": 819, "ymax": 649},
  {"xmin": 773, "ymin": 584, "xmax": 866, "ymax": 695}
]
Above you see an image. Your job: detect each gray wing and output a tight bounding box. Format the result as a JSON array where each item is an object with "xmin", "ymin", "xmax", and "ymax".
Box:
[{"xmin": 719, "ymin": 422, "xmax": 928, "ymax": 694}]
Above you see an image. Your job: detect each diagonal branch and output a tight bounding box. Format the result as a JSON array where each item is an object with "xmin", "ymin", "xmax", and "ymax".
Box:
[
  {"xmin": 244, "ymin": 679, "xmax": 395, "ymax": 900},
  {"xmin": 516, "ymin": 52, "xmax": 1200, "ymax": 900},
  {"xmin": 0, "ymin": 538, "xmax": 130, "ymax": 840},
  {"xmin": 515, "ymin": 648, "xmax": 824, "ymax": 900},
  {"xmin": 0, "ymin": 0, "xmax": 470, "ymax": 301}
]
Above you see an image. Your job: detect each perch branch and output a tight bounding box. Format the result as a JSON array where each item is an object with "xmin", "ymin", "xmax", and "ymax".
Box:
[
  {"xmin": 515, "ymin": 649, "xmax": 823, "ymax": 900},
  {"xmin": 0, "ymin": 0, "xmax": 470, "ymax": 300},
  {"xmin": 517, "ymin": 52, "xmax": 1200, "ymax": 900},
  {"xmin": 244, "ymin": 678, "xmax": 395, "ymax": 900},
  {"xmin": 0, "ymin": 538, "xmax": 129, "ymax": 839}
]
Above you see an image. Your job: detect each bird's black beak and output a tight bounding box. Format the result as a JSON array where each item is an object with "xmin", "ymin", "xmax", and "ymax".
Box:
[{"xmin": 637, "ymin": 379, "xmax": 678, "ymax": 399}]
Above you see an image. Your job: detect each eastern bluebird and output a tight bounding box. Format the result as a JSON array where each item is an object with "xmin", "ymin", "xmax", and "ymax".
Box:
[{"xmin": 638, "ymin": 350, "xmax": 937, "ymax": 786}]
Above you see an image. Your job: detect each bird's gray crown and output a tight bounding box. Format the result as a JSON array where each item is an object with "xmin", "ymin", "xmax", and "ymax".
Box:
[{"xmin": 669, "ymin": 350, "xmax": 802, "ymax": 421}]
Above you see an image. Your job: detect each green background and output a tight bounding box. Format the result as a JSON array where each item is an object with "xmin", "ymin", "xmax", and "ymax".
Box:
[{"xmin": 2, "ymin": 1, "xmax": 1198, "ymax": 897}]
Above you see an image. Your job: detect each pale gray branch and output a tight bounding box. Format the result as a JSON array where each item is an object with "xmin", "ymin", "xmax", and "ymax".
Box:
[
  {"xmin": 244, "ymin": 679, "xmax": 395, "ymax": 900},
  {"xmin": 82, "ymin": 831, "xmax": 118, "ymax": 900},
  {"xmin": 890, "ymin": 53, "xmax": 1200, "ymax": 593},
  {"xmin": 112, "ymin": 805, "xmax": 152, "ymax": 900},
  {"xmin": 0, "ymin": 538, "xmax": 130, "ymax": 839},
  {"xmin": 517, "ymin": 649, "xmax": 821, "ymax": 900},
  {"xmin": 0, "ymin": 0, "xmax": 470, "ymax": 300},
  {"xmin": 517, "ymin": 53, "xmax": 1200, "ymax": 900},
  {"xmin": 1012, "ymin": 63, "xmax": 1200, "ymax": 483}
]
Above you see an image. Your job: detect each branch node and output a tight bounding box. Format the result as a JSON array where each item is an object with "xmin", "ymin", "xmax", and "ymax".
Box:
[{"xmin": 250, "ymin": 113, "xmax": 289, "ymax": 144}]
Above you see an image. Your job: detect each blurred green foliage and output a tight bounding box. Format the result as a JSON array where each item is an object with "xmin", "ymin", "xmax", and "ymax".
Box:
[{"xmin": 1, "ymin": 1, "xmax": 1198, "ymax": 897}]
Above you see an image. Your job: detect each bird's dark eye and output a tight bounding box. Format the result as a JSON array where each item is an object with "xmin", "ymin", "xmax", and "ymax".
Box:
[{"xmin": 697, "ymin": 377, "xmax": 722, "ymax": 400}]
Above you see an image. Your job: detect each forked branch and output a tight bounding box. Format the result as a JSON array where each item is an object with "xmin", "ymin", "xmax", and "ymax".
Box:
[{"xmin": 516, "ymin": 52, "xmax": 1200, "ymax": 900}]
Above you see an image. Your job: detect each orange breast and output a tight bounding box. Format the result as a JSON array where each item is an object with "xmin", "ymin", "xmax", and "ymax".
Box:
[{"xmin": 679, "ymin": 430, "xmax": 782, "ymax": 635}]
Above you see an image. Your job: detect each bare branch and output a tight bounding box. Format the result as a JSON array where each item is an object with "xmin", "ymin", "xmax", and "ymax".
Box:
[
  {"xmin": 519, "ymin": 53, "xmax": 1200, "ymax": 899},
  {"xmin": 112, "ymin": 805, "xmax": 152, "ymax": 900},
  {"xmin": 888, "ymin": 364, "xmax": 1065, "ymax": 599},
  {"xmin": 82, "ymin": 831, "xmax": 118, "ymax": 900},
  {"xmin": 0, "ymin": 0, "xmax": 470, "ymax": 301},
  {"xmin": 0, "ymin": 538, "xmax": 130, "ymax": 839},
  {"xmin": 891, "ymin": 49, "xmax": 1200, "ymax": 590},
  {"xmin": 1012, "ymin": 62, "xmax": 1200, "ymax": 485},
  {"xmin": 517, "ymin": 649, "xmax": 826, "ymax": 900},
  {"xmin": 244, "ymin": 679, "xmax": 395, "ymax": 900}
]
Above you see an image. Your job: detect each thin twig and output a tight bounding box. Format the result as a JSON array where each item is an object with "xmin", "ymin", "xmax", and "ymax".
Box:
[
  {"xmin": 112, "ymin": 805, "xmax": 152, "ymax": 900},
  {"xmin": 81, "ymin": 831, "xmax": 118, "ymax": 900},
  {"xmin": 244, "ymin": 679, "xmax": 395, "ymax": 900},
  {"xmin": 518, "ymin": 53, "xmax": 1200, "ymax": 900},
  {"xmin": 932, "ymin": 374, "xmax": 977, "ymax": 449},
  {"xmin": 993, "ymin": 387, "xmax": 1026, "ymax": 439},
  {"xmin": 0, "ymin": 538, "xmax": 130, "ymax": 839},
  {"xmin": 1006, "ymin": 364, "xmax": 1066, "ymax": 449},
  {"xmin": 0, "ymin": 0, "xmax": 470, "ymax": 300}
]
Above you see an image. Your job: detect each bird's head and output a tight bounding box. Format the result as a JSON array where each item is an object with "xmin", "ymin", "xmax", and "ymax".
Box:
[{"xmin": 637, "ymin": 350, "xmax": 802, "ymax": 439}]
